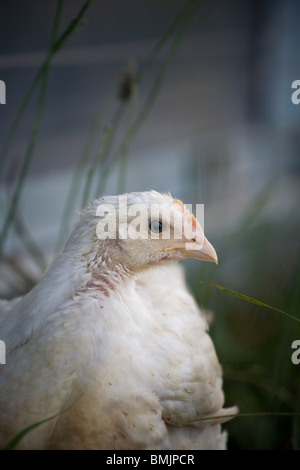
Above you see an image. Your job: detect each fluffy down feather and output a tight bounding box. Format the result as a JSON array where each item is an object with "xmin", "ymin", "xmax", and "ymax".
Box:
[{"xmin": 0, "ymin": 191, "xmax": 237, "ymax": 449}]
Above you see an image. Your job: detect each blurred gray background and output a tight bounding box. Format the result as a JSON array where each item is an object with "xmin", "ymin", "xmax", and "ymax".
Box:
[{"xmin": 1, "ymin": 0, "xmax": 299, "ymax": 265}]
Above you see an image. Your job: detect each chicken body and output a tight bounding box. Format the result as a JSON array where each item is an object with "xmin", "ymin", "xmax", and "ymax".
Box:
[{"xmin": 0, "ymin": 191, "xmax": 236, "ymax": 449}]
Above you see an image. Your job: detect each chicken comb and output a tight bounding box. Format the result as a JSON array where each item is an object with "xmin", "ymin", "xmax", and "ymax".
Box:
[{"xmin": 173, "ymin": 199, "xmax": 198, "ymax": 230}]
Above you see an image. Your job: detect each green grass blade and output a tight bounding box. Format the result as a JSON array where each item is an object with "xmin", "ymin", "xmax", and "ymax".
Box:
[
  {"xmin": 50, "ymin": 0, "xmax": 65, "ymax": 48},
  {"xmin": 0, "ymin": 191, "xmax": 47, "ymax": 273},
  {"xmin": 3, "ymin": 394, "xmax": 83, "ymax": 450},
  {"xmin": 2, "ymin": 254, "xmax": 40, "ymax": 291},
  {"xmin": 138, "ymin": 0, "xmax": 203, "ymax": 83},
  {"xmin": 0, "ymin": 0, "xmax": 93, "ymax": 258},
  {"xmin": 0, "ymin": 0, "xmax": 92, "ymax": 175},
  {"xmin": 3, "ymin": 415, "xmax": 59, "ymax": 450},
  {"xmin": 190, "ymin": 411, "xmax": 300, "ymax": 425},
  {"xmin": 0, "ymin": 0, "xmax": 66, "ymax": 256},
  {"xmin": 95, "ymin": 104, "xmax": 127, "ymax": 196},
  {"xmin": 55, "ymin": 78, "xmax": 121, "ymax": 251},
  {"xmin": 57, "ymin": 0, "xmax": 203, "ymax": 217},
  {"xmin": 81, "ymin": 124, "xmax": 114, "ymax": 208},
  {"xmin": 0, "ymin": 65, "xmax": 51, "ymax": 257},
  {"xmin": 202, "ymin": 282, "xmax": 300, "ymax": 323},
  {"xmin": 0, "ymin": 72, "xmax": 41, "ymax": 176},
  {"xmin": 0, "ymin": 0, "xmax": 66, "ymax": 175},
  {"xmin": 103, "ymin": 0, "xmax": 203, "ymax": 187},
  {"xmin": 83, "ymin": 103, "xmax": 125, "ymax": 207},
  {"xmin": 13, "ymin": 214, "xmax": 48, "ymax": 272},
  {"xmin": 121, "ymin": 1, "xmax": 202, "ymax": 154}
]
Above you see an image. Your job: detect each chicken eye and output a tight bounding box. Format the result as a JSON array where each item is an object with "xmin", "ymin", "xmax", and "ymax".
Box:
[{"xmin": 149, "ymin": 220, "xmax": 163, "ymax": 233}]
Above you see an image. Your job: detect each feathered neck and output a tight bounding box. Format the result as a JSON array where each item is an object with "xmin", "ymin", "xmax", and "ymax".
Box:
[
  {"xmin": 34, "ymin": 240, "xmax": 133, "ymax": 311},
  {"xmin": 84, "ymin": 250, "xmax": 132, "ymax": 297}
]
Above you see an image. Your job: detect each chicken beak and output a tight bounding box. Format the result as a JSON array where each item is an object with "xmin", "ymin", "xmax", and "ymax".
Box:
[
  {"xmin": 168, "ymin": 237, "xmax": 218, "ymax": 264},
  {"xmin": 182, "ymin": 237, "xmax": 218, "ymax": 264}
]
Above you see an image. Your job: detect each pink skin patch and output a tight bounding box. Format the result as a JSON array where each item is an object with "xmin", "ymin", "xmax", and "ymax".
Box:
[{"xmin": 172, "ymin": 199, "xmax": 198, "ymax": 232}]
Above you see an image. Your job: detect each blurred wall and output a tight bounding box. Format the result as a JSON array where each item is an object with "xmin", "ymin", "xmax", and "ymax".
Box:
[{"xmin": 0, "ymin": 0, "xmax": 299, "ymax": 292}]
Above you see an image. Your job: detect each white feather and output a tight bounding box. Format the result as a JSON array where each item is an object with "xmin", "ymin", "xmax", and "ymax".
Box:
[{"xmin": 0, "ymin": 191, "xmax": 237, "ymax": 449}]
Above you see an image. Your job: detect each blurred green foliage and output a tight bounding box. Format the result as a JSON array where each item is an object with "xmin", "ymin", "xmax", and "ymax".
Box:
[{"xmin": 188, "ymin": 186, "xmax": 300, "ymax": 449}]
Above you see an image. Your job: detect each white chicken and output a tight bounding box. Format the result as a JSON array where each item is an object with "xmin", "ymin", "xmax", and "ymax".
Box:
[{"xmin": 0, "ymin": 190, "xmax": 237, "ymax": 449}]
